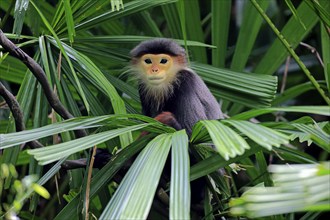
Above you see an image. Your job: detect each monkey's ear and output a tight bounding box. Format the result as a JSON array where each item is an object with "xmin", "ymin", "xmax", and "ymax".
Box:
[
  {"xmin": 131, "ymin": 58, "xmax": 139, "ymax": 65},
  {"xmin": 176, "ymin": 55, "xmax": 187, "ymax": 65}
]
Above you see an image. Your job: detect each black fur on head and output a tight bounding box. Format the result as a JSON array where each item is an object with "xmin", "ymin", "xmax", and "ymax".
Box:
[{"xmin": 130, "ymin": 38, "xmax": 186, "ymax": 58}]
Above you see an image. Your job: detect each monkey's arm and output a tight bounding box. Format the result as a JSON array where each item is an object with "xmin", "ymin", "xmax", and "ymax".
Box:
[
  {"xmin": 154, "ymin": 111, "xmax": 182, "ymax": 130},
  {"xmin": 163, "ymin": 70, "xmax": 221, "ymax": 134}
]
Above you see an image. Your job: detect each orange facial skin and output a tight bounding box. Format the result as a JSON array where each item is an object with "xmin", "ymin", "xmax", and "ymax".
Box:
[{"xmin": 137, "ymin": 54, "xmax": 183, "ymax": 86}]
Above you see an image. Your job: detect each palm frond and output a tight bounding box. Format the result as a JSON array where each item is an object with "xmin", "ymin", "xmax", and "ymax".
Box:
[{"xmin": 230, "ymin": 162, "xmax": 330, "ymax": 218}]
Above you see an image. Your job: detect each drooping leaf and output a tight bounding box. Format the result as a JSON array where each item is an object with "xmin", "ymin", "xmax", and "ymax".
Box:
[
  {"xmin": 224, "ymin": 120, "xmax": 289, "ymax": 151},
  {"xmin": 30, "ymin": 0, "xmax": 90, "ymax": 112},
  {"xmin": 232, "ymin": 106, "xmax": 330, "ymax": 120},
  {"xmin": 13, "ymin": 0, "xmax": 29, "ymax": 36},
  {"xmin": 100, "ymin": 134, "xmax": 172, "ymax": 219},
  {"xmin": 292, "ymin": 123, "xmax": 330, "ymax": 152},
  {"xmin": 192, "ymin": 63, "xmax": 277, "ymax": 108},
  {"xmin": 230, "ymin": 163, "xmax": 330, "ymax": 218},
  {"xmin": 28, "ymin": 123, "xmax": 149, "ymax": 165},
  {"xmin": 54, "ymin": 136, "xmax": 153, "ymax": 220},
  {"xmin": 192, "ymin": 120, "xmax": 250, "ymax": 160},
  {"xmin": 170, "ymin": 130, "xmax": 190, "ymax": 219},
  {"xmin": 63, "ymin": 0, "xmax": 75, "ymax": 44},
  {"xmin": 75, "ymin": 0, "xmax": 177, "ymax": 31}
]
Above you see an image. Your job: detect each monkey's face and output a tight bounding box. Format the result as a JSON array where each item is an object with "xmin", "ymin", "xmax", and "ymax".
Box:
[{"xmin": 138, "ymin": 54, "xmax": 179, "ymax": 86}]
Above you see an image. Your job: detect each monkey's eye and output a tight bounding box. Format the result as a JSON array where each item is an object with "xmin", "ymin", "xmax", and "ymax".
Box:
[
  {"xmin": 160, "ymin": 58, "xmax": 168, "ymax": 64},
  {"xmin": 144, "ymin": 58, "xmax": 152, "ymax": 64}
]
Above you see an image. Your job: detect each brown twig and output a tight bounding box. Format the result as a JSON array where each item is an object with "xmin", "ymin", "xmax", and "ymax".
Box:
[
  {"xmin": 0, "ymin": 82, "xmax": 43, "ymax": 148},
  {"xmin": 0, "ymin": 29, "xmax": 86, "ymax": 138},
  {"xmin": 0, "ymin": 82, "xmax": 89, "ymax": 165},
  {"xmin": 299, "ymin": 42, "xmax": 324, "ymax": 67},
  {"xmin": 0, "ymin": 82, "xmax": 25, "ymax": 131},
  {"xmin": 280, "ymin": 56, "xmax": 291, "ymax": 94},
  {"xmin": 85, "ymin": 145, "xmax": 97, "ymax": 220}
]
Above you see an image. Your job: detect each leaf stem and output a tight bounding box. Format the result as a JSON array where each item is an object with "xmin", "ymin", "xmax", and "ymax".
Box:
[{"xmin": 251, "ymin": 0, "xmax": 330, "ymax": 105}]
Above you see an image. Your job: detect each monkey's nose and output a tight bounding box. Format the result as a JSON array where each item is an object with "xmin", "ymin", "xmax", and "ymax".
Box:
[{"xmin": 151, "ymin": 68, "xmax": 159, "ymax": 73}]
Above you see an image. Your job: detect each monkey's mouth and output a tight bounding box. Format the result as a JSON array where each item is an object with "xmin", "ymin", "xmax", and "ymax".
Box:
[{"xmin": 148, "ymin": 76, "xmax": 165, "ymax": 85}]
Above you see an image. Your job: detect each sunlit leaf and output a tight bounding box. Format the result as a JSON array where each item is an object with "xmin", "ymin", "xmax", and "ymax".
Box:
[
  {"xmin": 63, "ymin": 0, "xmax": 75, "ymax": 44},
  {"xmin": 230, "ymin": 162, "xmax": 330, "ymax": 218},
  {"xmin": 224, "ymin": 120, "xmax": 289, "ymax": 151},
  {"xmin": 13, "ymin": 0, "xmax": 29, "ymax": 36},
  {"xmin": 232, "ymin": 106, "xmax": 330, "ymax": 120},
  {"xmin": 54, "ymin": 136, "xmax": 152, "ymax": 220},
  {"xmin": 100, "ymin": 134, "xmax": 172, "ymax": 219},
  {"xmin": 192, "ymin": 120, "xmax": 250, "ymax": 160},
  {"xmin": 170, "ymin": 130, "xmax": 190, "ymax": 219},
  {"xmin": 28, "ymin": 123, "xmax": 149, "ymax": 165}
]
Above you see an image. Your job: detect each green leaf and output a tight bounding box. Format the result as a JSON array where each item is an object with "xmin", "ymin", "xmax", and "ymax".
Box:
[
  {"xmin": 47, "ymin": 37, "xmax": 132, "ymax": 146},
  {"xmin": 0, "ymin": 114, "xmax": 172, "ymax": 150},
  {"xmin": 30, "ymin": 0, "xmax": 90, "ymax": 112},
  {"xmin": 292, "ymin": 123, "xmax": 330, "ymax": 152},
  {"xmin": 190, "ymin": 147, "xmax": 261, "ymax": 182},
  {"xmin": 277, "ymin": 146, "xmax": 317, "ymax": 164},
  {"xmin": 100, "ymin": 134, "xmax": 172, "ymax": 219},
  {"xmin": 0, "ymin": 68, "xmax": 37, "ymax": 168},
  {"xmin": 54, "ymin": 136, "xmax": 152, "ymax": 220},
  {"xmin": 192, "ymin": 63, "xmax": 277, "ymax": 107},
  {"xmin": 170, "ymin": 130, "xmax": 190, "ymax": 220},
  {"xmin": 7, "ymin": 158, "xmax": 65, "ymax": 215},
  {"xmin": 192, "ymin": 120, "xmax": 250, "ymax": 160},
  {"xmin": 230, "ymin": 0, "xmax": 270, "ymax": 71},
  {"xmin": 13, "ymin": 0, "xmax": 29, "ymax": 36},
  {"xmin": 272, "ymin": 81, "xmax": 327, "ymax": 106},
  {"xmin": 161, "ymin": 3, "xmax": 181, "ymax": 39},
  {"xmin": 284, "ymin": 0, "xmax": 306, "ymax": 30},
  {"xmin": 251, "ymin": 0, "xmax": 330, "ymax": 105},
  {"xmin": 63, "ymin": 0, "xmax": 75, "ymax": 44},
  {"xmin": 182, "ymin": 0, "xmax": 207, "ymax": 63},
  {"xmin": 75, "ymin": 0, "xmax": 177, "ymax": 31},
  {"xmin": 232, "ymin": 106, "xmax": 330, "ymax": 120},
  {"xmin": 224, "ymin": 120, "xmax": 289, "ymax": 151},
  {"xmin": 0, "ymin": 116, "xmax": 109, "ymax": 149},
  {"xmin": 230, "ymin": 162, "xmax": 330, "ymax": 218},
  {"xmin": 28, "ymin": 123, "xmax": 149, "ymax": 165},
  {"xmin": 304, "ymin": 0, "xmax": 330, "ymax": 27},
  {"xmin": 0, "ymin": 56, "xmax": 27, "ymax": 84},
  {"xmin": 211, "ymin": 0, "xmax": 231, "ymax": 68},
  {"xmin": 320, "ymin": 23, "xmax": 330, "ymax": 91},
  {"xmin": 254, "ymin": 0, "xmax": 325, "ymax": 75}
]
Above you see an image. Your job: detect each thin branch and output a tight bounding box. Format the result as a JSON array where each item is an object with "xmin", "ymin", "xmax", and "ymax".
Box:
[
  {"xmin": 85, "ymin": 145, "xmax": 97, "ymax": 220},
  {"xmin": 0, "ymin": 29, "xmax": 86, "ymax": 138},
  {"xmin": 280, "ymin": 56, "xmax": 291, "ymax": 94},
  {"xmin": 251, "ymin": 0, "xmax": 330, "ymax": 105},
  {"xmin": 0, "ymin": 82, "xmax": 43, "ymax": 148},
  {"xmin": 0, "ymin": 79, "xmax": 92, "ymax": 168},
  {"xmin": 299, "ymin": 42, "xmax": 324, "ymax": 67}
]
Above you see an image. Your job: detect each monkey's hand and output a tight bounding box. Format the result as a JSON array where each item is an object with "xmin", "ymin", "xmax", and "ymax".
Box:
[
  {"xmin": 140, "ymin": 112, "xmax": 182, "ymax": 137},
  {"xmin": 154, "ymin": 111, "xmax": 182, "ymax": 130}
]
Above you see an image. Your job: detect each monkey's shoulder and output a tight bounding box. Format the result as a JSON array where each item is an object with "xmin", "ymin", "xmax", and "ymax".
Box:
[
  {"xmin": 174, "ymin": 68, "xmax": 220, "ymax": 118},
  {"xmin": 175, "ymin": 69, "xmax": 209, "ymax": 92}
]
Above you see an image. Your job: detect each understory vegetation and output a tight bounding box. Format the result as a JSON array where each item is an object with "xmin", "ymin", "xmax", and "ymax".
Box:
[{"xmin": 0, "ymin": 0, "xmax": 329, "ymax": 219}]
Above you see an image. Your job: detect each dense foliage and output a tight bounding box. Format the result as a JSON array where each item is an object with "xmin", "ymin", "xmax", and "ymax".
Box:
[{"xmin": 0, "ymin": 0, "xmax": 329, "ymax": 219}]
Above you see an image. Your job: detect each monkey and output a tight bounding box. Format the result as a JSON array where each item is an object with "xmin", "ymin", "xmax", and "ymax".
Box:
[
  {"xmin": 130, "ymin": 38, "xmax": 221, "ymax": 208},
  {"xmin": 67, "ymin": 39, "xmax": 221, "ymax": 215},
  {"xmin": 130, "ymin": 38, "xmax": 221, "ymax": 135}
]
